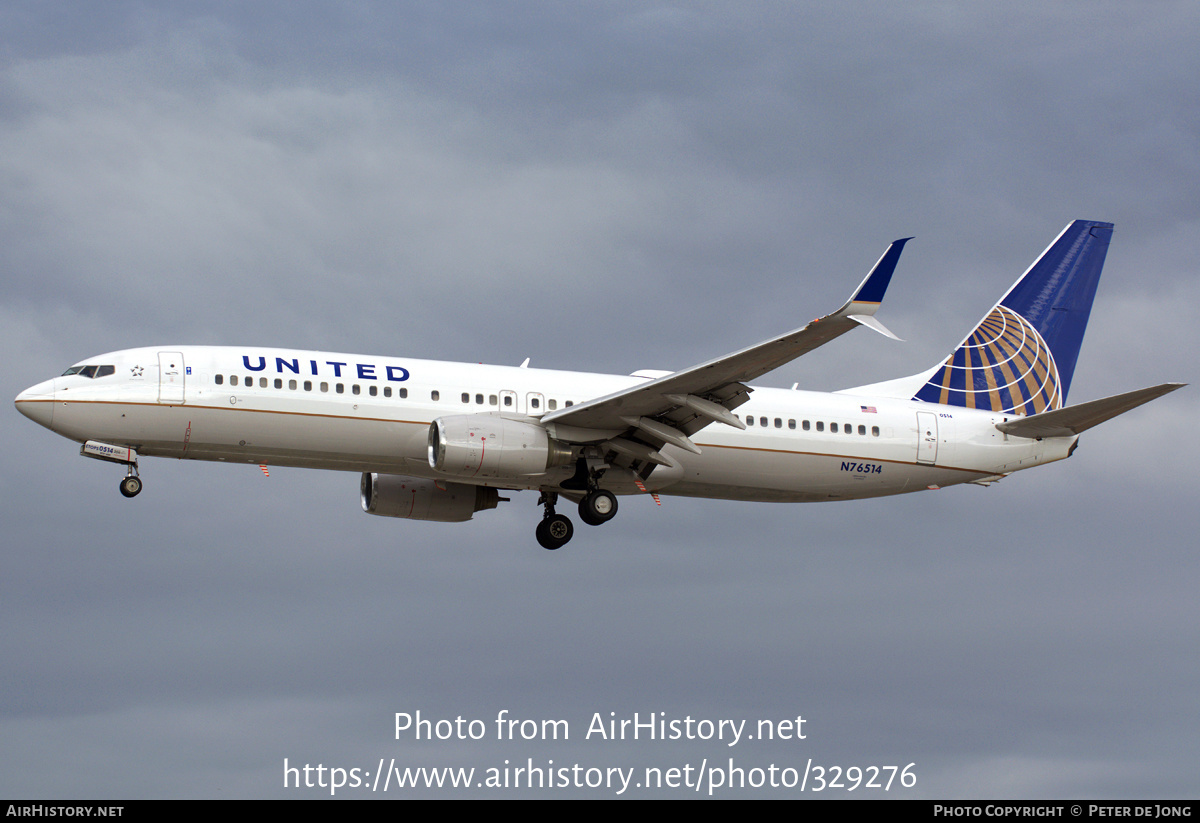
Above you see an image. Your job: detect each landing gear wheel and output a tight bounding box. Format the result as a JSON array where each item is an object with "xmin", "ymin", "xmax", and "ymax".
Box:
[
  {"xmin": 119, "ymin": 475, "xmax": 143, "ymax": 498},
  {"xmin": 536, "ymin": 514, "xmax": 574, "ymax": 550},
  {"xmin": 579, "ymin": 489, "xmax": 618, "ymax": 526}
]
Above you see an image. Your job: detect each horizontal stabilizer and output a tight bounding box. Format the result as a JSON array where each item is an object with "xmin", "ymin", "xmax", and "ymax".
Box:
[{"xmin": 996, "ymin": 383, "xmax": 1185, "ymax": 439}]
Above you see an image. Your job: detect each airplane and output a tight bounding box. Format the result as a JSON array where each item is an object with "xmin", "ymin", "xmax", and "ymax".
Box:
[{"xmin": 14, "ymin": 220, "xmax": 1184, "ymax": 550}]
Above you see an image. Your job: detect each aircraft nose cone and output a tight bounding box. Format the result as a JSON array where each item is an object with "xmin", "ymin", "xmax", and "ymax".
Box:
[{"xmin": 15, "ymin": 378, "xmax": 56, "ymax": 429}]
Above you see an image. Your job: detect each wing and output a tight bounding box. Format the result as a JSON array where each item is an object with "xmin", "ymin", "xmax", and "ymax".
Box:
[{"xmin": 540, "ymin": 238, "xmax": 911, "ymax": 464}]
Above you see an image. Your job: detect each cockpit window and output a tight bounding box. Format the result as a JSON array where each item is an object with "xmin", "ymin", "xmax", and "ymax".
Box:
[{"xmin": 61, "ymin": 364, "xmax": 115, "ymax": 378}]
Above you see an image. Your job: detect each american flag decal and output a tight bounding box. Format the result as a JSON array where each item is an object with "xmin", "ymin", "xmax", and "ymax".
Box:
[{"xmin": 860, "ymin": 405, "xmax": 877, "ymax": 413}]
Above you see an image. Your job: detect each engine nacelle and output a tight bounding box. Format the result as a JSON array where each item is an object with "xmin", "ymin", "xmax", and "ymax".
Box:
[
  {"xmin": 360, "ymin": 473, "xmax": 500, "ymax": 522},
  {"xmin": 428, "ymin": 415, "xmax": 572, "ymax": 479}
]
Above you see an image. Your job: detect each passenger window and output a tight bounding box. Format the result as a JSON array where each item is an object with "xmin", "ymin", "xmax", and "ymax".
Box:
[
  {"xmin": 369, "ymin": 385, "xmax": 377, "ymax": 396},
  {"xmin": 774, "ymin": 418, "xmax": 782, "ymax": 428},
  {"xmin": 831, "ymin": 423, "xmax": 839, "ymax": 433},
  {"xmin": 816, "ymin": 421, "xmax": 824, "ymax": 432},
  {"xmin": 803, "ymin": 420, "xmax": 810, "ymax": 431},
  {"xmin": 274, "ymin": 378, "xmax": 283, "ymax": 389},
  {"xmin": 304, "ymin": 381, "xmax": 312, "ymax": 391},
  {"xmin": 352, "ymin": 385, "xmax": 360, "ymax": 395},
  {"xmin": 399, "ymin": 388, "xmax": 408, "ymax": 399},
  {"xmin": 788, "ymin": 419, "xmax": 796, "ymax": 429},
  {"xmin": 259, "ymin": 377, "xmax": 268, "ymax": 388},
  {"xmin": 231, "ymin": 375, "xmax": 239, "ymax": 386},
  {"xmin": 872, "ymin": 426, "xmax": 880, "ymax": 437},
  {"xmin": 489, "ymin": 394, "xmax": 497, "ymax": 405},
  {"xmin": 289, "ymin": 379, "xmax": 297, "ymax": 390},
  {"xmin": 245, "ymin": 376, "xmax": 253, "ymax": 386},
  {"xmin": 336, "ymin": 384, "xmax": 344, "ymax": 394},
  {"xmin": 759, "ymin": 417, "xmax": 767, "ymax": 427},
  {"xmin": 747, "ymin": 416, "xmax": 754, "ymax": 427},
  {"xmin": 503, "ymin": 395, "xmax": 512, "ymax": 407},
  {"xmin": 215, "ymin": 374, "xmax": 224, "ymax": 385},
  {"xmin": 531, "ymin": 398, "xmax": 540, "ymax": 409},
  {"xmin": 858, "ymin": 424, "xmax": 866, "ymax": 435},
  {"xmin": 475, "ymin": 394, "xmax": 484, "ymax": 404},
  {"xmin": 383, "ymin": 386, "xmax": 392, "ymax": 397},
  {"xmin": 549, "ymin": 399, "xmax": 557, "ymax": 410},
  {"xmin": 431, "ymin": 391, "xmax": 440, "ymax": 401},
  {"xmin": 565, "ymin": 401, "xmax": 573, "ymax": 407},
  {"xmin": 462, "ymin": 393, "xmax": 470, "ymax": 403},
  {"xmin": 320, "ymin": 382, "xmax": 329, "ymax": 392}
]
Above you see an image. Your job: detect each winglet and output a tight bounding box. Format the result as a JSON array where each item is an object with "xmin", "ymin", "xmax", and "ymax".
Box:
[
  {"xmin": 838, "ymin": 237, "xmax": 911, "ymax": 316},
  {"xmin": 833, "ymin": 237, "xmax": 910, "ymax": 339}
]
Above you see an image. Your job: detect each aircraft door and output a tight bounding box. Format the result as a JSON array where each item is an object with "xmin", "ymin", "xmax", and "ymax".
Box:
[
  {"xmin": 158, "ymin": 351, "xmax": 186, "ymax": 404},
  {"xmin": 499, "ymin": 390, "xmax": 518, "ymax": 413},
  {"xmin": 526, "ymin": 392, "xmax": 545, "ymax": 415},
  {"xmin": 916, "ymin": 411, "xmax": 938, "ymax": 464}
]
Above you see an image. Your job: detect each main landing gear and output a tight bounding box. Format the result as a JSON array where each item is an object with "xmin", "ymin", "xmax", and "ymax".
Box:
[
  {"xmin": 578, "ymin": 489, "xmax": 618, "ymax": 526},
  {"xmin": 536, "ymin": 492, "xmax": 573, "ymax": 550},
  {"xmin": 534, "ymin": 486, "xmax": 619, "ymax": 550}
]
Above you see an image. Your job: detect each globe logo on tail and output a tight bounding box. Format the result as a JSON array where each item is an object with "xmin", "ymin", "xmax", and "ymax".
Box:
[{"xmin": 916, "ymin": 305, "xmax": 1062, "ymax": 415}]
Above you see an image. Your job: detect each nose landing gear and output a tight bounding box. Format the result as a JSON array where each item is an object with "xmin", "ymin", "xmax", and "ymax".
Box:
[
  {"xmin": 119, "ymin": 464, "xmax": 142, "ymax": 498},
  {"xmin": 80, "ymin": 441, "xmax": 143, "ymax": 498}
]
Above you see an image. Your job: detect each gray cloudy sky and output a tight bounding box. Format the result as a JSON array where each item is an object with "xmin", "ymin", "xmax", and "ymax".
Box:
[{"xmin": 2, "ymin": 1, "xmax": 1197, "ymax": 799}]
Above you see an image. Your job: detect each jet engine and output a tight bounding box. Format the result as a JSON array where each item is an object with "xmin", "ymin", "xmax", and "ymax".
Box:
[
  {"xmin": 427, "ymin": 415, "xmax": 572, "ymax": 479},
  {"xmin": 360, "ymin": 473, "xmax": 500, "ymax": 522}
]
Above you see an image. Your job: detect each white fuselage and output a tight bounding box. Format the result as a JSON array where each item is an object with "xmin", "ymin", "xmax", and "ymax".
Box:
[{"xmin": 16, "ymin": 346, "xmax": 1073, "ymax": 502}]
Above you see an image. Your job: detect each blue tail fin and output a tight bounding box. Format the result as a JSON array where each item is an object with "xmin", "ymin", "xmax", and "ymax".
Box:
[{"xmin": 913, "ymin": 220, "xmax": 1113, "ymax": 414}]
